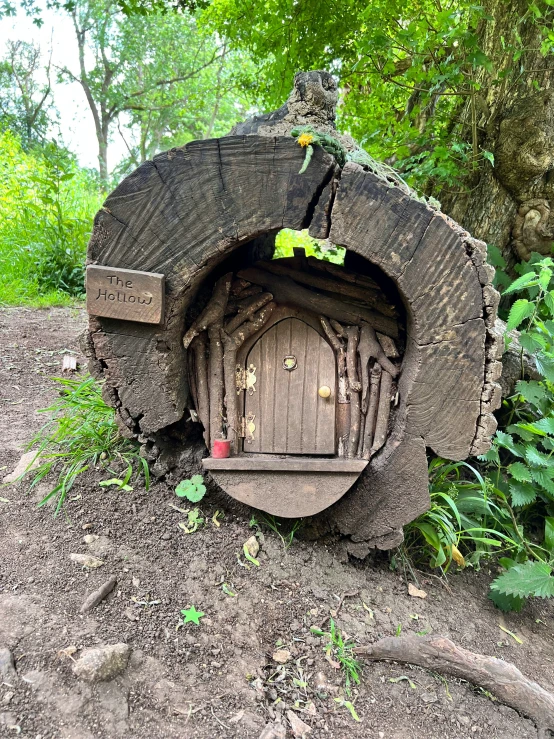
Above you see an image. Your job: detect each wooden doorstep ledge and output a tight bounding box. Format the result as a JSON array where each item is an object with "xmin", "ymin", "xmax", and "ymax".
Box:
[{"xmin": 202, "ymin": 456, "xmax": 368, "ymax": 473}]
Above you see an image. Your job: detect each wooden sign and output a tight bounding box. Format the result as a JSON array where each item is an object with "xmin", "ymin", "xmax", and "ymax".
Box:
[{"xmin": 86, "ymin": 265, "xmax": 165, "ymax": 324}]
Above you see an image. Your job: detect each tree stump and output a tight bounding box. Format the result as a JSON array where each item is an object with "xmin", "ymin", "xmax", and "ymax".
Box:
[{"xmin": 83, "ymin": 74, "xmax": 500, "ymax": 552}]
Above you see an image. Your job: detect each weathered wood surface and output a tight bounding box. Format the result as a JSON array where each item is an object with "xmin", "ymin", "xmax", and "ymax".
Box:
[
  {"xmin": 203, "ymin": 457, "xmax": 367, "ymax": 472},
  {"xmin": 86, "ymin": 265, "xmax": 165, "ymax": 324},
  {"xmin": 206, "ymin": 468, "xmax": 366, "ymax": 518},
  {"xmin": 86, "ymin": 136, "xmax": 336, "ymax": 435},
  {"xmin": 85, "ymin": 133, "xmax": 498, "ymax": 547},
  {"xmin": 244, "ymin": 318, "xmax": 336, "ymax": 455},
  {"xmin": 330, "ymin": 164, "xmax": 494, "ymax": 461},
  {"xmin": 237, "ymin": 267, "xmax": 399, "ymax": 337},
  {"xmin": 255, "ymin": 259, "xmax": 396, "ymax": 317}
]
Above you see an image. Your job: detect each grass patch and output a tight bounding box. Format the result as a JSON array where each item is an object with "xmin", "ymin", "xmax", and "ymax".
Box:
[
  {"xmin": 22, "ymin": 375, "xmax": 149, "ymax": 515},
  {"xmin": 0, "ymin": 130, "xmax": 102, "ymax": 307}
]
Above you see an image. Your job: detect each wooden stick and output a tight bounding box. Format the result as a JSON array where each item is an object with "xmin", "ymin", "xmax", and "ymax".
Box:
[
  {"xmin": 330, "ymin": 318, "xmax": 346, "ymax": 338},
  {"xmin": 225, "ymin": 292, "xmax": 273, "ymax": 334},
  {"xmin": 235, "ymin": 284, "xmax": 263, "ymax": 300},
  {"xmin": 358, "ymin": 324, "xmax": 372, "ymax": 414},
  {"xmin": 221, "ymin": 332, "xmax": 240, "ymax": 455},
  {"xmin": 346, "ymin": 326, "xmax": 361, "ymax": 458},
  {"xmin": 345, "ymin": 326, "xmax": 361, "ymax": 393},
  {"xmin": 80, "ymin": 575, "xmax": 117, "ymax": 613},
  {"xmin": 255, "ymin": 259, "xmax": 394, "ymax": 313},
  {"xmin": 306, "ymin": 256, "xmax": 380, "ymax": 291},
  {"xmin": 360, "ymin": 321, "xmax": 399, "ymax": 378},
  {"xmin": 191, "ymin": 332, "xmax": 210, "ymax": 449},
  {"xmin": 237, "ymin": 267, "xmax": 399, "ymax": 338},
  {"xmin": 183, "ymin": 273, "xmax": 233, "ymax": 349},
  {"xmin": 230, "ymin": 278, "xmax": 251, "ymax": 296},
  {"xmin": 320, "ymin": 316, "xmax": 347, "ymax": 402},
  {"xmin": 371, "ymin": 369, "xmax": 393, "ymax": 454},
  {"xmin": 355, "ymin": 635, "xmax": 554, "ymax": 736},
  {"xmin": 208, "ymin": 323, "xmax": 225, "ymax": 443},
  {"xmin": 222, "ymin": 302, "xmax": 276, "ymax": 454},
  {"xmin": 362, "ymin": 363, "xmax": 381, "ymax": 459},
  {"xmin": 230, "ymin": 302, "xmax": 276, "ymax": 346},
  {"xmin": 357, "ymin": 356, "xmax": 366, "ymax": 457},
  {"xmin": 377, "ymin": 332, "xmax": 399, "ymax": 358}
]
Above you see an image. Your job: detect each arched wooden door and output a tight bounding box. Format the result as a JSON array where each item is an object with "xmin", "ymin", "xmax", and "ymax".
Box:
[{"xmin": 243, "ymin": 318, "xmax": 336, "ymax": 454}]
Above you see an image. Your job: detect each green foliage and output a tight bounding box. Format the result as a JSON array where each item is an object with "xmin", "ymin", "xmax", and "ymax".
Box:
[
  {"xmin": 178, "ymin": 507, "xmax": 204, "ymax": 533},
  {"xmin": 203, "ymin": 0, "xmax": 554, "ymax": 193},
  {"xmin": 254, "ymin": 512, "xmax": 303, "ymax": 550},
  {"xmin": 0, "ymin": 130, "xmax": 101, "ymax": 305},
  {"xmin": 19, "ymin": 375, "xmax": 149, "ymax": 515},
  {"xmin": 310, "ymin": 619, "xmax": 361, "ymax": 695},
  {"xmin": 291, "ymin": 126, "xmax": 348, "ymax": 172},
  {"xmin": 409, "ymin": 259, "xmax": 554, "ymax": 611},
  {"xmin": 273, "ymin": 229, "xmax": 345, "ymax": 265},
  {"xmin": 175, "ymin": 474, "xmax": 207, "ymax": 502}
]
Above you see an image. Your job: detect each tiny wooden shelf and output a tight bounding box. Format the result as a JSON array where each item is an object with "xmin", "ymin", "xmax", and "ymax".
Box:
[{"xmin": 202, "ymin": 456, "xmax": 368, "ymax": 473}]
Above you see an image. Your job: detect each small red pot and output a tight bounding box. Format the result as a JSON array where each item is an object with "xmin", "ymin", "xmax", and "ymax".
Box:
[{"xmin": 212, "ymin": 439, "xmax": 231, "ymax": 459}]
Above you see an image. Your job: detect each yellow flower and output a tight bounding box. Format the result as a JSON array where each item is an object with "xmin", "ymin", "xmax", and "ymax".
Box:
[{"xmin": 297, "ymin": 133, "xmax": 315, "ymax": 148}]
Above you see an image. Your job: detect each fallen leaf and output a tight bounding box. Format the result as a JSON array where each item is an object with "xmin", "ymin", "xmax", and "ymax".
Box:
[
  {"xmin": 498, "ymin": 624, "xmax": 523, "ymax": 644},
  {"xmin": 0, "ymin": 497, "xmax": 10, "ymax": 503},
  {"xmin": 70, "ymin": 553, "xmax": 104, "ymax": 569},
  {"xmin": 324, "ymin": 653, "xmax": 341, "ymax": 670},
  {"xmin": 287, "ymin": 709, "xmax": 312, "ymax": 737},
  {"xmin": 244, "ymin": 535, "xmax": 260, "ymax": 558},
  {"xmin": 408, "ymin": 583, "xmax": 427, "ymax": 599},
  {"xmin": 57, "ymin": 646, "xmax": 77, "ymax": 661},
  {"xmin": 272, "ymin": 648, "xmax": 291, "ymax": 664}
]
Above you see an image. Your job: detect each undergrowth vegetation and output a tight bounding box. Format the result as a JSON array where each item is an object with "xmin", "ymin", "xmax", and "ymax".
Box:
[
  {"xmin": 22, "ymin": 375, "xmax": 149, "ymax": 515},
  {"xmin": 0, "ymin": 131, "xmax": 102, "ymax": 306},
  {"xmin": 408, "ymin": 256, "xmax": 554, "ymax": 611}
]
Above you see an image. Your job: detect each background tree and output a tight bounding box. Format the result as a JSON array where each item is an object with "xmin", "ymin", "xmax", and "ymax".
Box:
[
  {"xmin": 62, "ymin": 0, "xmax": 252, "ymax": 185},
  {"xmin": 0, "ymin": 39, "xmax": 54, "ymax": 147},
  {"xmin": 202, "ymin": 0, "xmax": 554, "ymax": 268}
]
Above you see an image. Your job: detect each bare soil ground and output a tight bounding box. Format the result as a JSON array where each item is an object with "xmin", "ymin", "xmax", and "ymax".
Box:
[{"xmin": 1, "ymin": 306, "xmax": 554, "ymax": 739}]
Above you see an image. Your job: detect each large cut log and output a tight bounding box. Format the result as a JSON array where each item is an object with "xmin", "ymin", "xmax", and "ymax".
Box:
[
  {"xmin": 255, "ymin": 260, "xmax": 396, "ymax": 317},
  {"xmin": 237, "ymin": 267, "xmax": 399, "ymax": 338},
  {"xmin": 356, "ymin": 635, "xmax": 554, "ymax": 736}
]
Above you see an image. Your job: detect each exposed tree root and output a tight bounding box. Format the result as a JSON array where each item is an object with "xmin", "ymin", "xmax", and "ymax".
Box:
[{"xmin": 355, "ymin": 635, "xmax": 554, "ymax": 737}]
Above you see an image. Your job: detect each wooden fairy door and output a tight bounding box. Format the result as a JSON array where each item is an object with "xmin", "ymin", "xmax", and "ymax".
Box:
[{"xmin": 244, "ymin": 318, "xmax": 336, "ymax": 454}]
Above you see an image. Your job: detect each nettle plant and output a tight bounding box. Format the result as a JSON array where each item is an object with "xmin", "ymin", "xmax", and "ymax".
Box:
[{"xmin": 481, "ymin": 256, "xmax": 554, "ymax": 610}]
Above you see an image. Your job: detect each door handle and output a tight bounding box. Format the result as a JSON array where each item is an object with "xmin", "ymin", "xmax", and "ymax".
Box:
[{"xmin": 318, "ymin": 385, "xmax": 331, "ymax": 399}]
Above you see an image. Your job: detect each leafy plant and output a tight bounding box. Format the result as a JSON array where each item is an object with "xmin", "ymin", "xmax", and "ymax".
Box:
[
  {"xmin": 178, "ymin": 508, "xmax": 204, "ymax": 533},
  {"xmin": 256, "ymin": 513, "xmax": 303, "ymax": 550},
  {"xmin": 175, "ymin": 474, "xmax": 206, "ymax": 502},
  {"xmin": 20, "ymin": 375, "xmax": 149, "ymax": 515},
  {"xmin": 0, "ymin": 130, "xmax": 101, "ymax": 306},
  {"xmin": 310, "ymin": 619, "xmax": 362, "ymax": 695}
]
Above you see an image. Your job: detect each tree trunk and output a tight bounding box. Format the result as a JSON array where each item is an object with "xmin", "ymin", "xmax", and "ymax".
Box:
[{"xmin": 441, "ymin": 0, "xmax": 554, "ymax": 267}]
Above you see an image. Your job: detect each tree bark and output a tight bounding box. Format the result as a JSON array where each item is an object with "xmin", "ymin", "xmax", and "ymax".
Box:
[{"xmin": 440, "ymin": 0, "xmax": 554, "ymax": 266}]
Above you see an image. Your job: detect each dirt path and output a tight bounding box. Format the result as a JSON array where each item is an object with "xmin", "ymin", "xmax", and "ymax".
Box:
[{"xmin": 1, "ymin": 306, "xmax": 553, "ymax": 739}]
